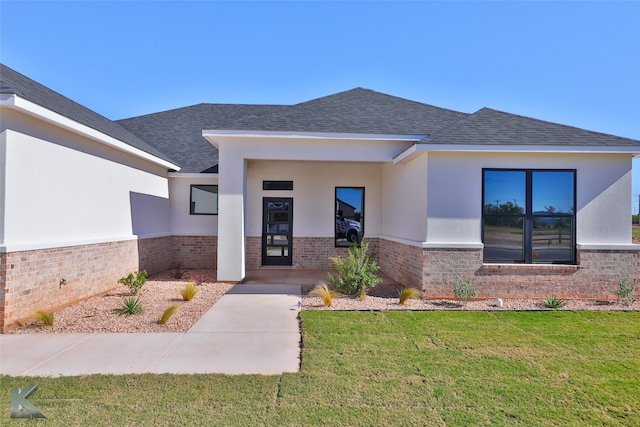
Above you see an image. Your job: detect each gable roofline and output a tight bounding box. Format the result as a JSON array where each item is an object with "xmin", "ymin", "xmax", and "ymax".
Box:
[
  {"xmin": 1, "ymin": 94, "xmax": 181, "ymax": 170},
  {"xmin": 0, "ymin": 63, "xmax": 180, "ymax": 170}
]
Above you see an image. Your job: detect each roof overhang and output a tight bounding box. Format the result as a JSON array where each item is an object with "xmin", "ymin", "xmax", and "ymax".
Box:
[
  {"xmin": 394, "ymin": 143, "xmax": 640, "ymax": 164},
  {"xmin": 202, "ymin": 129, "xmax": 426, "ymax": 148},
  {"xmin": 1, "ymin": 94, "xmax": 181, "ymax": 171}
]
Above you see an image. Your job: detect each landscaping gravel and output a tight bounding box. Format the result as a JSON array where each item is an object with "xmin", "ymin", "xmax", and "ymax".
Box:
[
  {"xmin": 11, "ymin": 270, "xmax": 233, "ymax": 334},
  {"xmin": 301, "ymin": 294, "xmax": 640, "ymax": 311},
  {"xmin": 10, "ymin": 269, "xmax": 638, "ymax": 334}
]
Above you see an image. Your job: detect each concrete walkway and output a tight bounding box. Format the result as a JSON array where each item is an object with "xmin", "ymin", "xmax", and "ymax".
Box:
[{"xmin": 0, "ymin": 284, "xmax": 301, "ymax": 377}]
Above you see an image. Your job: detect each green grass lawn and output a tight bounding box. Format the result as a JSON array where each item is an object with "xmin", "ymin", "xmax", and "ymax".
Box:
[
  {"xmin": 633, "ymin": 226, "xmax": 640, "ymax": 241},
  {"xmin": 2, "ymin": 311, "xmax": 639, "ymax": 426}
]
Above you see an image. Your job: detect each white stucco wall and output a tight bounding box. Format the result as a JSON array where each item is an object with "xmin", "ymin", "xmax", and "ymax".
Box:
[
  {"xmin": 169, "ymin": 174, "xmax": 218, "ymax": 236},
  {"xmin": 382, "ymin": 156, "xmax": 428, "ymax": 242},
  {"xmin": 0, "ymin": 131, "xmax": 6, "ymax": 245},
  {"xmin": 246, "ymin": 160, "xmax": 383, "ymax": 238},
  {"xmin": 425, "ymin": 151, "xmax": 633, "ymax": 245},
  {"xmin": 1, "ymin": 111, "xmax": 171, "ymax": 251}
]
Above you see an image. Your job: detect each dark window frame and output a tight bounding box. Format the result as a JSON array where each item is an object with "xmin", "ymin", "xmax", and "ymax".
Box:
[
  {"xmin": 335, "ymin": 187, "xmax": 365, "ymax": 247},
  {"xmin": 263, "ymin": 181, "xmax": 294, "ymax": 191},
  {"xmin": 482, "ymin": 169, "xmax": 576, "ymax": 264},
  {"xmin": 189, "ymin": 184, "xmax": 219, "ymax": 215}
]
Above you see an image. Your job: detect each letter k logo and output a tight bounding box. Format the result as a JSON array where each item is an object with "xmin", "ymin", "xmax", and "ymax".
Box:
[{"xmin": 10, "ymin": 385, "xmax": 47, "ymax": 419}]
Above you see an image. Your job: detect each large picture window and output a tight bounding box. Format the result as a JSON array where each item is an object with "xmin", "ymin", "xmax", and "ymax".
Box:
[
  {"xmin": 190, "ymin": 184, "xmax": 218, "ymax": 215},
  {"xmin": 482, "ymin": 169, "xmax": 575, "ymax": 264},
  {"xmin": 335, "ymin": 187, "xmax": 364, "ymax": 247}
]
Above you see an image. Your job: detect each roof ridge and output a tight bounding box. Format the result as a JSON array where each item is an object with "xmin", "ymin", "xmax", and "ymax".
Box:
[{"xmin": 118, "ymin": 102, "xmax": 289, "ymax": 122}]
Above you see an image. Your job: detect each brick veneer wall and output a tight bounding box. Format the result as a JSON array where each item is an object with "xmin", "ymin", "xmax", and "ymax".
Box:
[
  {"xmin": 246, "ymin": 237, "xmax": 262, "ymax": 269},
  {"xmin": 138, "ymin": 236, "xmax": 173, "ymax": 275},
  {"xmin": 420, "ymin": 246, "xmax": 640, "ymax": 300},
  {"xmin": 171, "ymin": 236, "xmax": 217, "ymax": 269},
  {"xmin": 1, "ymin": 235, "xmax": 219, "ymax": 332},
  {"xmin": 0, "ymin": 252, "xmax": 7, "ymax": 333},
  {"xmin": 246, "ymin": 237, "xmax": 380, "ymax": 269},
  {"xmin": 1, "ymin": 240, "xmax": 140, "ymax": 332},
  {"xmin": 377, "ymin": 239, "xmax": 424, "ymax": 288}
]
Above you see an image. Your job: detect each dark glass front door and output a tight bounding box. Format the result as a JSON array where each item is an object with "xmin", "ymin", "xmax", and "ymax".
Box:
[{"xmin": 262, "ymin": 198, "xmax": 293, "ymax": 266}]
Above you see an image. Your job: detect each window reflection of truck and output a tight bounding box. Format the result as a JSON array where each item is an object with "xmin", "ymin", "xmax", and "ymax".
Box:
[
  {"xmin": 336, "ymin": 198, "xmax": 361, "ymax": 243},
  {"xmin": 336, "ymin": 217, "xmax": 361, "ymax": 243}
]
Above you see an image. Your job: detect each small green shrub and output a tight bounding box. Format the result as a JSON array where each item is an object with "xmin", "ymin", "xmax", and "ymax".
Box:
[
  {"xmin": 35, "ymin": 310, "xmax": 54, "ymax": 326},
  {"xmin": 309, "ymin": 283, "xmax": 340, "ymax": 307},
  {"xmin": 159, "ymin": 305, "xmax": 179, "ymax": 325},
  {"xmin": 614, "ymin": 276, "xmax": 637, "ymax": 305},
  {"xmin": 399, "ymin": 287, "xmax": 421, "ymax": 305},
  {"xmin": 453, "ymin": 278, "xmax": 478, "ymax": 303},
  {"xmin": 118, "ymin": 270, "xmax": 148, "ymax": 296},
  {"xmin": 543, "ymin": 295, "xmax": 566, "ymax": 309},
  {"xmin": 328, "ymin": 239, "xmax": 382, "ymax": 300},
  {"xmin": 180, "ymin": 282, "xmax": 199, "ymax": 301},
  {"xmin": 116, "ymin": 297, "xmax": 145, "ymax": 316}
]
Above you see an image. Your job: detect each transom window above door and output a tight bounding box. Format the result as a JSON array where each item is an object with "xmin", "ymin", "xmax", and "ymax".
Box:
[{"xmin": 482, "ymin": 169, "xmax": 576, "ymax": 264}]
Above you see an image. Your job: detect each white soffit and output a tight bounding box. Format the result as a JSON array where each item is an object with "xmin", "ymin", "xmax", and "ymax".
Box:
[
  {"xmin": 1, "ymin": 94, "xmax": 181, "ymax": 171},
  {"xmin": 168, "ymin": 172, "xmax": 219, "ymax": 179},
  {"xmin": 202, "ymin": 129, "xmax": 426, "ymax": 148}
]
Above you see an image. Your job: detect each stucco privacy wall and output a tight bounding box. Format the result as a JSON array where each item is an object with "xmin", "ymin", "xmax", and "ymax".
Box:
[
  {"xmin": 0, "ymin": 110, "xmax": 174, "ymax": 331},
  {"xmin": 424, "ymin": 152, "xmax": 633, "ymax": 245},
  {"xmin": 1, "ymin": 111, "xmax": 171, "ymax": 249}
]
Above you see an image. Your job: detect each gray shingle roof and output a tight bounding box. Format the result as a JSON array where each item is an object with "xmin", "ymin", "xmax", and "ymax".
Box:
[
  {"xmin": 427, "ymin": 107, "xmax": 640, "ymax": 147},
  {"xmin": 0, "ymin": 63, "xmax": 179, "ymax": 167},
  {"xmin": 217, "ymin": 88, "xmax": 469, "ymax": 135},
  {"xmin": 118, "ymin": 104, "xmax": 286, "ymax": 173},
  {"xmin": 6, "ymin": 62, "xmax": 636, "ymax": 177}
]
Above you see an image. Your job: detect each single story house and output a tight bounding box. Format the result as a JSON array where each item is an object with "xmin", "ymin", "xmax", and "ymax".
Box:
[{"xmin": 1, "ymin": 63, "xmax": 639, "ymax": 331}]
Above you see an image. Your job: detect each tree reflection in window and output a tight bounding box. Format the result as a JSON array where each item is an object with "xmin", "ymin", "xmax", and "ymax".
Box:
[{"xmin": 483, "ymin": 170, "xmax": 575, "ymax": 264}]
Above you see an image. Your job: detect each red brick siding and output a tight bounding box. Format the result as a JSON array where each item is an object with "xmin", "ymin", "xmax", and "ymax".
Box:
[
  {"xmin": 247, "ymin": 237, "xmax": 380, "ymax": 269},
  {"xmin": 1, "ymin": 235, "xmax": 219, "ymax": 332},
  {"xmin": 420, "ymin": 247, "xmax": 640, "ymax": 300},
  {"xmin": 377, "ymin": 239, "xmax": 423, "ymax": 288},
  {"xmin": 0, "ymin": 252, "xmax": 7, "ymax": 331},
  {"xmin": 171, "ymin": 236, "xmax": 217, "ymax": 269},
  {"xmin": 246, "ymin": 237, "xmax": 262, "ymax": 269},
  {"xmin": 138, "ymin": 236, "xmax": 172, "ymax": 275},
  {"xmin": 1, "ymin": 240, "xmax": 139, "ymax": 332}
]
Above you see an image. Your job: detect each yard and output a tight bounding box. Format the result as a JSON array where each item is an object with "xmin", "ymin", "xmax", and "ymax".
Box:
[{"xmin": 1, "ymin": 310, "xmax": 638, "ymax": 426}]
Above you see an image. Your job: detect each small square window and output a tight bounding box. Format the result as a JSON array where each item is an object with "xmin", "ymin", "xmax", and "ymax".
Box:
[{"xmin": 190, "ymin": 185, "xmax": 218, "ymax": 215}]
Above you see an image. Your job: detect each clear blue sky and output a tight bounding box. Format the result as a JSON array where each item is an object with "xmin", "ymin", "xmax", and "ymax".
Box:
[{"xmin": 2, "ymin": 1, "xmax": 639, "ymax": 211}]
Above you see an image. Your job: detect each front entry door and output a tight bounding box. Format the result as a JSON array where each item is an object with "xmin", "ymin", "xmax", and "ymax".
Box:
[{"xmin": 262, "ymin": 198, "xmax": 293, "ymax": 266}]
